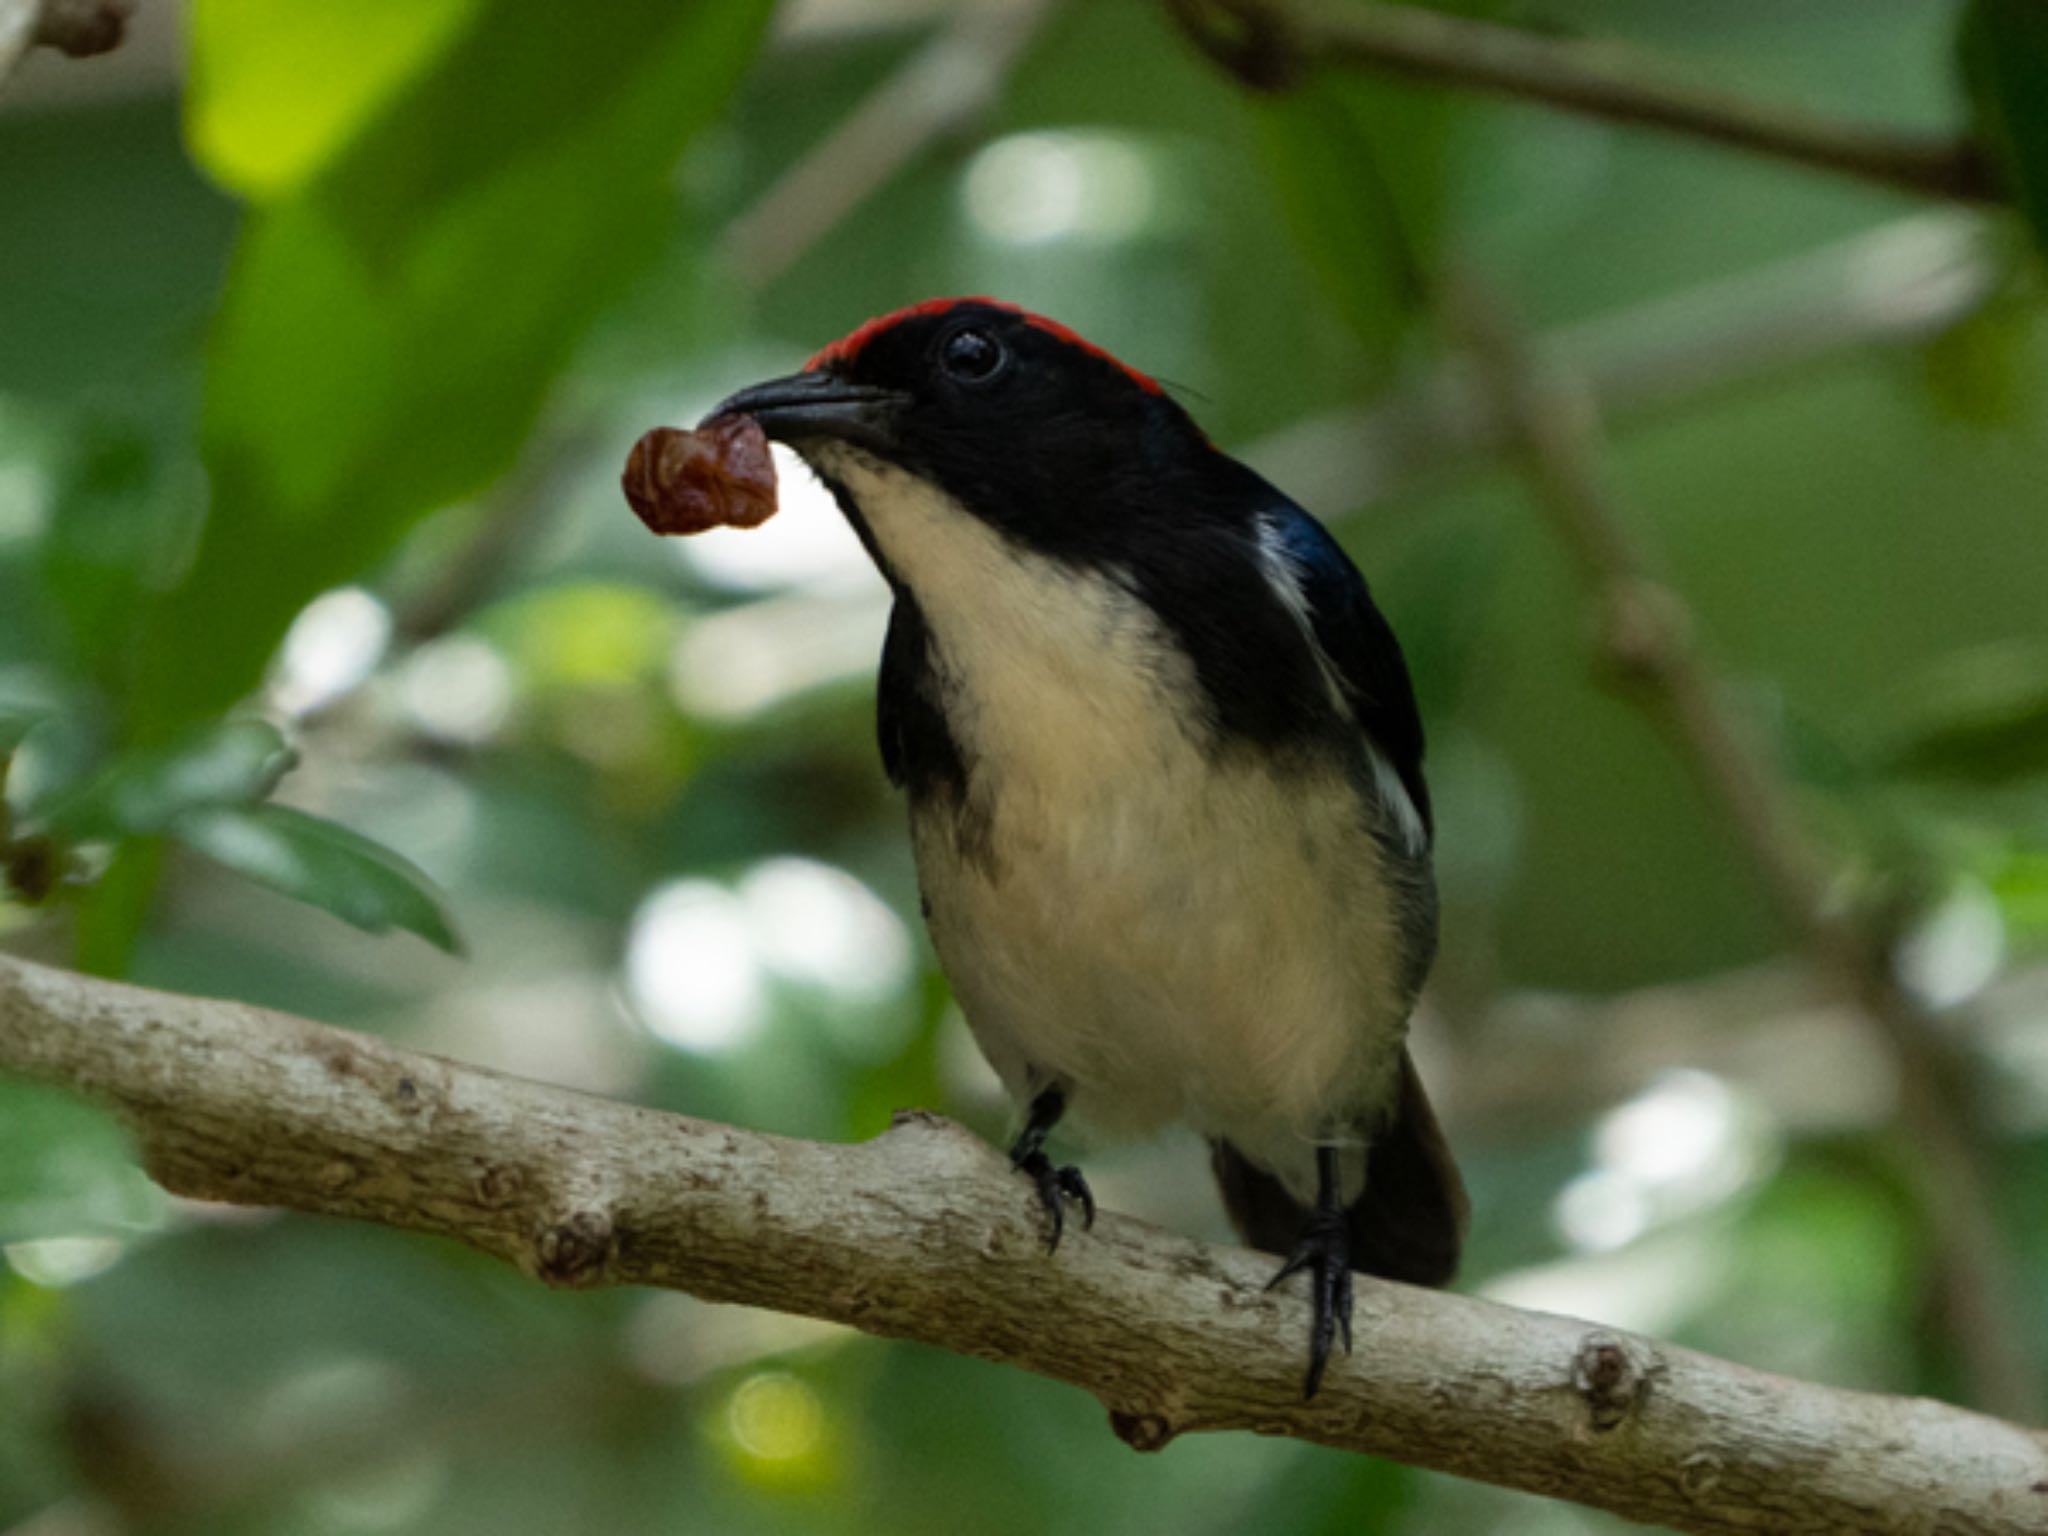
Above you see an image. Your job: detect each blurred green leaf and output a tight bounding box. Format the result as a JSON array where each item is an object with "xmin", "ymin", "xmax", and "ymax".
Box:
[
  {"xmin": 1886, "ymin": 640, "xmax": 2048, "ymax": 783},
  {"xmin": 482, "ymin": 580, "xmax": 677, "ymax": 689},
  {"xmin": 0, "ymin": 706, "xmax": 47, "ymax": 757},
  {"xmin": 39, "ymin": 417, "xmax": 207, "ymax": 693},
  {"xmin": 41, "ymin": 718, "xmax": 296, "ymax": 840},
  {"xmin": 0, "ymin": 1077, "xmax": 151, "ymax": 1243},
  {"xmin": 136, "ymin": 0, "xmax": 775, "ymax": 740},
  {"xmin": 1240, "ymin": 1445, "xmax": 1414, "ymax": 1536},
  {"xmin": 173, "ymin": 802, "xmax": 463, "ymax": 953},
  {"xmin": 1919, "ymin": 288, "xmax": 2031, "ymax": 426},
  {"xmin": 1250, "ymin": 76, "xmax": 1440, "ymax": 360},
  {"xmin": 3, "ymin": 712, "xmax": 107, "ymax": 826},
  {"xmin": 1990, "ymin": 849, "xmax": 2048, "ymax": 940},
  {"xmin": 187, "ymin": 0, "xmax": 483, "ymax": 199},
  {"xmin": 1960, "ymin": 0, "xmax": 2048, "ymax": 252},
  {"xmin": 1243, "ymin": 0, "xmax": 1501, "ymax": 361},
  {"xmin": 40, "ymin": 424, "xmax": 157, "ymax": 671}
]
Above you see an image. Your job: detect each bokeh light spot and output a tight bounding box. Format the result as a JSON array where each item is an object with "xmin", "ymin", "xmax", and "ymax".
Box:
[
  {"xmin": 739, "ymin": 856, "xmax": 912, "ymax": 1003},
  {"xmin": 3, "ymin": 1236, "xmax": 126, "ymax": 1288},
  {"xmin": 1595, "ymin": 1070, "xmax": 1742, "ymax": 1190},
  {"xmin": 396, "ymin": 634, "xmax": 514, "ymax": 745},
  {"xmin": 626, "ymin": 880, "xmax": 768, "ymax": 1054},
  {"xmin": 272, "ymin": 587, "xmax": 393, "ymax": 716},
  {"xmin": 1895, "ymin": 878, "xmax": 2005, "ymax": 1010},
  {"xmin": 963, "ymin": 131, "xmax": 1159, "ymax": 245},
  {"xmin": 727, "ymin": 1371, "xmax": 824, "ymax": 1463}
]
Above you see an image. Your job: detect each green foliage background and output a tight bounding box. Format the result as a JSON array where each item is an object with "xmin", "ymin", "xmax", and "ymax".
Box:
[{"xmin": 3, "ymin": 1, "xmax": 2047, "ymax": 1531}]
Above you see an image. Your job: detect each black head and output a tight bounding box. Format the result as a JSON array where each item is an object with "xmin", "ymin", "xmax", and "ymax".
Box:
[
  {"xmin": 709, "ymin": 298, "xmax": 1225, "ymax": 561},
  {"xmin": 710, "ymin": 300, "xmax": 1400, "ymax": 765}
]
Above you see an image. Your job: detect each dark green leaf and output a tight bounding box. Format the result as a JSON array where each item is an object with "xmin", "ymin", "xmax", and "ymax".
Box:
[
  {"xmin": 1959, "ymin": 0, "xmax": 2048, "ymax": 251},
  {"xmin": 42, "ymin": 718, "xmax": 296, "ymax": 840},
  {"xmin": 173, "ymin": 802, "xmax": 463, "ymax": 953},
  {"xmin": 1887, "ymin": 641, "xmax": 2048, "ymax": 783},
  {"xmin": 1250, "ymin": 76, "xmax": 1441, "ymax": 361},
  {"xmin": 39, "ymin": 415, "xmax": 209, "ymax": 693},
  {"xmin": 1243, "ymin": 0, "xmax": 1502, "ymax": 362},
  {"xmin": 1917, "ymin": 261, "xmax": 2035, "ymax": 426},
  {"xmin": 0, "ymin": 706, "xmax": 48, "ymax": 757},
  {"xmin": 0, "ymin": 1077, "xmax": 156, "ymax": 1243},
  {"xmin": 3, "ymin": 711, "xmax": 108, "ymax": 825},
  {"xmin": 134, "ymin": 0, "xmax": 775, "ymax": 740}
]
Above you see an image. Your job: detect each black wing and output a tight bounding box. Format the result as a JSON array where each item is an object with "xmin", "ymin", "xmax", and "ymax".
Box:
[
  {"xmin": 1264, "ymin": 502, "xmax": 1432, "ymax": 841},
  {"xmin": 876, "ymin": 593, "xmax": 968, "ymax": 802}
]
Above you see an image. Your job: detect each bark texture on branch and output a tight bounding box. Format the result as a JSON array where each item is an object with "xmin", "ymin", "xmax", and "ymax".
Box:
[{"xmin": 2, "ymin": 952, "xmax": 2045, "ymax": 1535}]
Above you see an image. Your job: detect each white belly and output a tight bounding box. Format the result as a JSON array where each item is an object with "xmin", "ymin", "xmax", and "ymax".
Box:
[
  {"xmin": 915, "ymin": 739, "xmax": 1410, "ymax": 1183},
  {"xmin": 813, "ymin": 448, "xmax": 1414, "ymax": 1191}
]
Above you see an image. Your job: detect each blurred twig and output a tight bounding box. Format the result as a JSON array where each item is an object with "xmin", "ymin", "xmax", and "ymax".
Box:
[
  {"xmin": 0, "ymin": 0, "xmax": 41, "ymax": 81},
  {"xmin": 0, "ymin": 0, "xmax": 131, "ymax": 82},
  {"xmin": 1164, "ymin": 0, "xmax": 1997, "ymax": 204},
  {"xmin": 1247, "ymin": 212, "xmax": 1999, "ymax": 513},
  {"xmin": 1448, "ymin": 277, "xmax": 2042, "ymax": 1426},
  {"xmin": 2, "ymin": 951, "xmax": 2045, "ymax": 1534},
  {"xmin": 1447, "ymin": 958, "xmax": 2048, "ymax": 1150},
  {"xmin": 32, "ymin": 0, "xmax": 128, "ymax": 56},
  {"xmin": 388, "ymin": 421, "xmax": 604, "ymax": 646},
  {"xmin": 719, "ymin": 0, "xmax": 1062, "ymax": 288}
]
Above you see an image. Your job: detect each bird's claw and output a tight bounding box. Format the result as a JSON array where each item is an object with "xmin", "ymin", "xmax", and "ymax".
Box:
[
  {"xmin": 1013, "ymin": 1148, "xmax": 1094, "ymax": 1253},
  {"xmin": 1267, "ymin": 1209, "xmax": 1353, "ymax": 1398}
]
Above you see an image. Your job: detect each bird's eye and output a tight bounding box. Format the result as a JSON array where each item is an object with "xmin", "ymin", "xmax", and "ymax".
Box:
[{"xmin": 939, "ymin": 326, "xmax": 1005, "ymax": 384}]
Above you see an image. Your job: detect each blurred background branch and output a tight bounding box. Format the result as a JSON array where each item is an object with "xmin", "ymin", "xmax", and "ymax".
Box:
[
  {"xmin": 720, "ymin": 0, "xmax": 1062, "ymax": 288},
  {"xmin": 1163, "ymin": 0, "xmax": 1998, "ymax": 203},
  {"xmin": 3, "ymin": 951, "xmax": 2044, "ymax": 1536},
  {"xmin": 1248, "ymin": 212, "xmax": 2001, "ymax": 512},
  {"xmin": 1447, "ymin": 277, "xmax": 2041, "ymax": 1424},
  {"xmin": 1451, "ymin": 958, "xmax": 2048, "ymax": 1151}
]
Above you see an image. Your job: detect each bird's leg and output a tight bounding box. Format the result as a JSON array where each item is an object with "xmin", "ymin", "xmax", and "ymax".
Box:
[
  {"xmin": 1007, "ymin": 1085, "xmax": 1094, "ymax": 1253},
  {"xmin": 1266, "ymin": 1144, "xmax": 1352, "ymax": 1399}
]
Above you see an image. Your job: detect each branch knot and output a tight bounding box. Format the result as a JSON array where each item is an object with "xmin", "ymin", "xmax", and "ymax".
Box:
[
  {"xmin": 1594, "ymin": 578, "xmax": 1690, "ymax": 690},
  {"xmin": 1571, "ymin": 1331, "xmax": 1654, "ymax": 1432},
  {"xmin": 33, "ymin": 0, "xmax": 134, "ymax": 57},
  {"xmin": 1108, "ymin": 1408, "xmax": 1180, "ymax": 1453},
  {"xmin": 534, "ymin": 1210, "xmax": 615, "ymax": 1287}
]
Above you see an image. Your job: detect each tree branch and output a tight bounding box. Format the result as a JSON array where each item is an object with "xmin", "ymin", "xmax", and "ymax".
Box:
[
  {"xmin": 1447, "ymin": 277, "xmax": 2044, "ymax": 1428},
  {"xmin": 1453, "ymin": 958, "xmax": 2048, "ymax": 1152},
  {"xmin": 719, "ymin": 0, "xmax": 1061, "ymax": 289},
  {"xmin": 1246, "ymin": 212, "xmax": 1998, "ymax": 514},
  {"xmin": 0, "ymin": 0, "xmax": 38, "ymax": 81},
  {"xmin": 1164, "ymin": 0, "xmax": 1998, "ymax": 205},
  {"xmin": 3, "ymin": 953, "xmax": 2045, "ymax": 1533}
]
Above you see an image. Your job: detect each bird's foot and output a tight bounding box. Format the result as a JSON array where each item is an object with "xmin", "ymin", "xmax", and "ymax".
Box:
[
  {"xmin": 1011, "ymin": 1148, "xmax": 1094, "ymax": 1254},
  {"xmin": 1267, "ymin": 1207, "xmax": 1353, "ymax": 1399}
]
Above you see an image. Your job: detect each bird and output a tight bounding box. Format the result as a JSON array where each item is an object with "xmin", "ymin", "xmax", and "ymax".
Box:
[{"xmin": 711, "ymin": 297, "xmax": 1466, "ymax": 1397}]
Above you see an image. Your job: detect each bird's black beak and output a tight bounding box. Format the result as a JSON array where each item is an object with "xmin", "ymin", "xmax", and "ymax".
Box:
[{"xmin": 706, "ymin": 371, "xmax": 906, "ymax": 454}]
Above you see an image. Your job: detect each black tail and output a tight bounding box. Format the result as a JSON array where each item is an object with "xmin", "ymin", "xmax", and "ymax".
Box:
[{"xmin": 1211, "ymin": 1051, "xmax": 1467, "ymax": 1287}]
